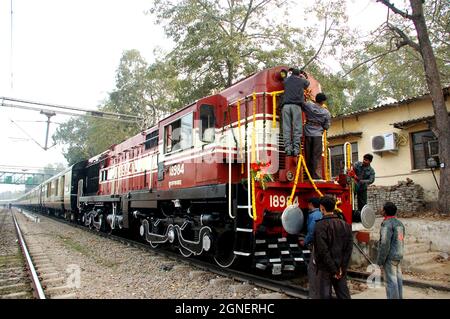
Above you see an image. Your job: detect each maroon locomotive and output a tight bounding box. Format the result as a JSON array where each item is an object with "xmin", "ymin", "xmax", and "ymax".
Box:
[{"xmin": 15, "ymin": 66, "xmax": 373, "ymax": 275}]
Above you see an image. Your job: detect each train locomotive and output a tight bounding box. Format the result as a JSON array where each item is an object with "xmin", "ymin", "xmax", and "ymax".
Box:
[{"xmin": 14, "ymin": 66, "xmax": 375, "ymax": 275}]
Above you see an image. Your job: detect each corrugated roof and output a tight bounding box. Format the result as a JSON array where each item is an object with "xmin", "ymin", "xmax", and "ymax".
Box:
[
  {"xmin": 392, "ymin": 112, "xmax": 450, "ymax": 129},
  {"xmin": 328, "ymin": 131, "xmax": 363, "ymax": 140},
  {"xmin": 333, "ymin": 86, "xmax": 450, "ymax": 120}
]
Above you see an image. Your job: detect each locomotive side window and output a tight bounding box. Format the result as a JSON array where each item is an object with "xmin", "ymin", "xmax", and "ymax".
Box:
[
  {"xmin": 200, "ymin": 104, "xmax": 215, "ymax": 143},
  {"xmin": 145, "ymin": 130, "xmax": 158, "ymax": 150},
  {"xmin": 164, "ymin": 113, "xmax": 193, "ymax": 153}
]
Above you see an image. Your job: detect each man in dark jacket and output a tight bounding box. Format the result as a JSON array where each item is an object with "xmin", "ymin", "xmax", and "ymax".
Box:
[
  {"xmin": 313, "ymin": 195, "xmax": 353, "ymax": 299},
  {"xmin": 302, "ymin": 93, "xmax": 331, "ymax": 179},
  {"xmin": 281, "ymin": 68, "xmax": 310, "ymax": 156},
  {"xmin": 376, "ymin": 201, "xmax": 405, "ymax": 299},
  {"xmin": 350, "ymin": 153, "xmax": 376, "ymax": 211}
]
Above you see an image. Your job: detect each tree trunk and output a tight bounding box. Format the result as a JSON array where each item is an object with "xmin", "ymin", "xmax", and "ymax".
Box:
[{"xmin": 410, "ymin": 0, "xmax": 450, "ymax": 213}]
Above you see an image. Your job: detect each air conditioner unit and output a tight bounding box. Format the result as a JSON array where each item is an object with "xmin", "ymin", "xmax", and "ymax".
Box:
[{"xmin": 371, "ymin": 132, "xmax": 398, "ymax": 153}]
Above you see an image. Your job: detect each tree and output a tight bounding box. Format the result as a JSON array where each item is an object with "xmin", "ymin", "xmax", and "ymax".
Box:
[
  {"xmin": 375, "ymin": 0, "xmax": 450, "ymax": 213},
  {"xmin": 150, "ymin": 0, "xmax": 301, "ymax": 98}
]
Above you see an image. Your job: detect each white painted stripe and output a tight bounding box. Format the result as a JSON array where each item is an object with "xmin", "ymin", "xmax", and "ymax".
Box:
[
  {"xmin": 281, "ymin": 250, "xmax": 290, "ymax": 255},
  {"xmin": 268, "ymin": 244, "xmax": 278, "ymax": 248},
  {"xmin": 255, "ymin": 252, "xmax": 266, "ymax": 256},
  {"xmin": 284, "ymin": 265, "xmax": 295, "ymax": 271},
  {"xmin": 289, "ymin": 244, "xmax": 298, "ymax": 247},
  {"xmin": 236, "ymin": 228, "xmax": 253, "ymax": 233},
  {"xmin": 255, "ymin": 239, "xmax": 266, "ymax": 244},
  {"xmin": 237, "ymin": 205, "xmax": 250, "ymax": 209},
  {"xmin": 302, "ymin": 250, "xmax": 311, "ymax": 254},
  {"xmin": 234, "ymin": 251, "xmax": 251, "ymax": 256},
  {"xmin": 269, "ymin": 258, "xmax": 281, "ymax": 263},
  {"xmin": 294, "ymin": 257, "xmax": 304, "ymax": 261},
  {"xmin": 277, "ymin": 237, "xmax": 287, "ymax": 242}
]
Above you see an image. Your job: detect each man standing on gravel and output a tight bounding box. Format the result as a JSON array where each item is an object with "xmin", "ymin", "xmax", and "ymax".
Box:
[
  {"xmin": 376, "ymin": 201, "xmax": 405, "ymax": 299},
  {"xmin": 313, "ymin": 196, "xmax": 353, "ymax": 299}
]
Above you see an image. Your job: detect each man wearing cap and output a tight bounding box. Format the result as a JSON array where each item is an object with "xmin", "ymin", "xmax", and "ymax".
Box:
[
  {"xmin": 302, "ymin": 93, "xmax": 331, "ymax": 179},
  {"xmin": 281, "ymin": 68, "xmax": 310, "ymax": 156},
  {"xmin": 349, "ymin": 154, "xmax": 376, "ymax": 211}
]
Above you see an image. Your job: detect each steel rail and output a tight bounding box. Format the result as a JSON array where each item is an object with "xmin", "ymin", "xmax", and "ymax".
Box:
[
  {"xmin": 30, "ymin": 211, "xmax": 309, "ymax": 299},
  {"xmin": 11, "ymin": 211, "xmax": 46, "ymax": 299},
  {"xmin": 19, "ymin": 209, "xmax": 450, "ymax": 296}
]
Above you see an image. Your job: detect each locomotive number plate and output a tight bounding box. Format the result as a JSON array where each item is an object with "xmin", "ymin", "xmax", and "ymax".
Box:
[
  {"xmin": 269, "ymin": 195, "xmax": 299, "ymax": 208},
  {"xmin": 169, "ymin": 163, "xmax": 185, "ymax": 176}
]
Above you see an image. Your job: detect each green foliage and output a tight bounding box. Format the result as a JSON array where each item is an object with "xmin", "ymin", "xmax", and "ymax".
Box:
[
  {"xmin": 344, "ymin": 0, "xmax": 449, "ymax": 106},
  {"xmin": 150, "ymin": 0, "xmax": 302, "ymax": 99}
]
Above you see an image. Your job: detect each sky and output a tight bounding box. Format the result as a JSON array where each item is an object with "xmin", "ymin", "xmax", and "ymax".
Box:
[{"xmin": 0, "ymin": 0, "xmax": 388, "ymax": 193}]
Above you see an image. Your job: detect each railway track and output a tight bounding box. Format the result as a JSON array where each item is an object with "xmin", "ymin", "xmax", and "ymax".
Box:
[
  {"xmin": 0, "ymin": 208, "xmax": 42, "ymax": 299},
  {"xmin": 14, "ymin": 208, "xmax": 450, "ymax": 299},
  {"xmin": 1, "ymin": 208, "xmax": 79, "ymax": 299}
]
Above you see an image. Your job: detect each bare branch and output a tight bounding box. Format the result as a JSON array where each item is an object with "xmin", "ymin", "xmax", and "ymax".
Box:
[
  {"xmin": 341, "ymin": 44, "xmax": 407, "ymax": 78},
  {"xmin": 302, "ymin": 17, "xmax": 336, "ymax": 70},
  {"xmin": 194, "ymin": 0, "xmax": 231, "ymax": 37},
  {"xmin": 386, "ymin": 23, "xmax": 421, "ymax": 52},
  {"xmin": 377, "ymin": 0, "xmax": 415, "ymax": 20}
]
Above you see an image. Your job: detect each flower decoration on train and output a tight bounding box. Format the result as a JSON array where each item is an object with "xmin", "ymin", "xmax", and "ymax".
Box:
[{"xmin": 250, "ymin": 161, "xmax": 273, "ymax": 190}]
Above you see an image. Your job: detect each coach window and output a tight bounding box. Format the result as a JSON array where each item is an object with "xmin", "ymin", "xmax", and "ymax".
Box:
[
  {"xmin": 164, "ymin": 113, "xmax": 193, "ymax": 153},
  {"xmin": 199, "ymin": 104, "xmax": 215, "ymax": 143},
  {"xmin": 145, "ymin": 130, "xmax": 159, "ymax": 150}
]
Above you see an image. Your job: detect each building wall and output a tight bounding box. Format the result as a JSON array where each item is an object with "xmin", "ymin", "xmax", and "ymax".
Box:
[{"xmin": 328, "ymin": 97, "xmax": 449, "ymax": 202}]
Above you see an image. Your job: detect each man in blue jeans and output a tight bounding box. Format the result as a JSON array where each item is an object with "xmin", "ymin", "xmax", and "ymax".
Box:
[
  {"xmin": 376, "ymin": 201, "xmax": 405, "ymax": 299},
  {"xmin": 302, "ymin": 197, "xmax": 322, "ymax": 298}
]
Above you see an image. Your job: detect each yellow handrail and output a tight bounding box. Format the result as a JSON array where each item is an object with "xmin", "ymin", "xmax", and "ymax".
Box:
[
  {"xmin": 270, "ymin": 90, "xmax": 284, "ymax": 128},
  {"xmin": 287, "ymin": 155, "xmax": 323, "ymax": 206}
]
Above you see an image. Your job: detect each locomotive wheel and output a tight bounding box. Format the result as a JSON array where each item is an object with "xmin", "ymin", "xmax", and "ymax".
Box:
[{"xmin": 213, "ymin": 231, "xmax": 236, "ymax": 268}]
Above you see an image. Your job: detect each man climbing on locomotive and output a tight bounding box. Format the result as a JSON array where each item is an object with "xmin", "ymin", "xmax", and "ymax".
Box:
[
  {"xmin": 280, "ymin": 68, "xmax": 310, "ymax": 156},
  {"xmin": 302, "ymin": 93, "xmax": 331, "ymax": 179}
]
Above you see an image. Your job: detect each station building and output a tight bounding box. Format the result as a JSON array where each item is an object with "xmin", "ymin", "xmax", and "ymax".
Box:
[{"xmin": 327, "ymin": 87, "xmax": 449, "ymax": 210}]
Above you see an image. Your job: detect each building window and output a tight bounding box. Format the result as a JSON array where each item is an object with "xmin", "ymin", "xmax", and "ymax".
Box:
[
  {"xmin": 164, "ymin": 113, "xmax": 193, "ymax": 153},
  {"xmin": 330, "ymin": 142, "xmax": 358, "ymax": 177},
  {"xmin": 411, "ymin": 130, "xmax": 438, "ymax": 169},
  {"xmin": 145, "ymin": 130, "xmax": 159, "ymax": 150}
]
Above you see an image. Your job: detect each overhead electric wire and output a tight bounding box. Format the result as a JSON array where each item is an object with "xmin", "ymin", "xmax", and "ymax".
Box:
[
  {"xmin": 1, "ymin": 101, "xmax": 139, "ymax": 124},
  {"xmin": 1, "ymin": 96, "xmax": 143, "ymax": 121}
]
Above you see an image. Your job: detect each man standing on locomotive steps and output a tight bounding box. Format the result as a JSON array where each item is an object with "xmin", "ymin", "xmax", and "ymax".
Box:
[
  {"xmin": 281, "ymin": 68, "xmax": 310, "ymax": 156},
  {"xmin": 302, "ymin": 93, "xmax": 331, "ymax": 179}
]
